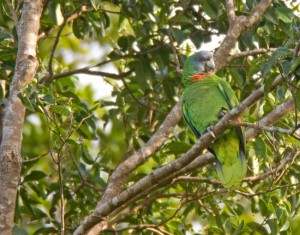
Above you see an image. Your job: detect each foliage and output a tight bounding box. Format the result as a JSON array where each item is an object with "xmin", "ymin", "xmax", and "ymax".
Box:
[{"xmin": 0, "ymin": 0, "xmax": 300, "ymax": 234}]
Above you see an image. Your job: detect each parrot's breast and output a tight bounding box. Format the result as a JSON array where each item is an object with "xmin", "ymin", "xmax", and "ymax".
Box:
[{"xmin": 183, "ymin": 78, "xmax": 230, "ymax": 135}]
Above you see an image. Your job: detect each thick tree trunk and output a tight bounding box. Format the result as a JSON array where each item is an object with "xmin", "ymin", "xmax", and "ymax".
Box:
[{"xmin": 0, "ymin": 1, "xmax": 43, "ymax": 234}]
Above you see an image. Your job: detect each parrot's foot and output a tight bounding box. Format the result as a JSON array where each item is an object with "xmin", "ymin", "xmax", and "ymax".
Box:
[
  {"xmin": 206, "ymin": 126, "xmax": 216, "ymax": 140},
  {"xmin": 218, "ymin": 109, "xmax": 228, "ymax": 119}
]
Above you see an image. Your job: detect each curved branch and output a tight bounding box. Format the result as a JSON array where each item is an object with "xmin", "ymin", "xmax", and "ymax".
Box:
[
  {"xmin": 226, "ymin": 0, "xmax": 236, "ymax": 26},
  {"xmin": 39, "ymin": 66, "xmax": 134, "ymax": 84},
  {"xmin": 231, "ymin": 120, "xmax": 299, "ymax": 138},
  {"xmin": 98, "ymin": 100, "xmax": 182, "ymax": 205},
  {"xmin": 215, "ymin": 0, "xmax": 273, "ymax": 70},
  {"xmin": 227, "ymin": 48, "xmax": 295, "ymax": 63},
  {"xmin": 246, "ymin": 98, "xmax": 295, "ymax": 140},
  {"xmin": 77, "ymin": 1, "xmax": 275, "ymax": 233},
  {"xmin": 47, "ymin": 5, "xmax": 88, "ymax": 77},
  {"xmin": 74, "ymin": 75, "xmax": 285, "ymax": 234}
]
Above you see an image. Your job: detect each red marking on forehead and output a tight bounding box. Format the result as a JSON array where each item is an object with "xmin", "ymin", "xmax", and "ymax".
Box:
[
  {"xmin": 237, "ymin": 116, "xmax": 242, "ymax": 123},
  {"xmin": 192, "ymin": 73, "xmax": 212, "ymax": 81}
]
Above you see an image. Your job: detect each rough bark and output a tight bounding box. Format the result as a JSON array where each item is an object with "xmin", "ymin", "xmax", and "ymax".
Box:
[{"xmin": 0, "ymin": 1, "xmax": 43, "ymax": 234}]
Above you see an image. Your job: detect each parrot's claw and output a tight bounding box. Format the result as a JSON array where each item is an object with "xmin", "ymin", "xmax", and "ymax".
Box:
[
  {"xmin": 218, "ymin": 109, "xmax": 228, "ymax": 119},
  {"xmin": 206, "ymin": 126, "xmax": 216, "ymax": 140}
]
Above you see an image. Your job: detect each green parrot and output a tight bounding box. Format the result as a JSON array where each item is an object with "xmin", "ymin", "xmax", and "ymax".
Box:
[{"xmin": 182, "ymin": 51, "xmax": 247, "ymax": 188}]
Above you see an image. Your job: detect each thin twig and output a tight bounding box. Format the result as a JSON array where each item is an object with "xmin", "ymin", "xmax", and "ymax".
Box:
[
  {"xmin": 40, "ymin": 67, "xmax": 134, "ymax": 84},
  {"xmin": 120, "ymin": 77, "xmax": 166, "ymax": 113},
  {"xmin": 232, "ymin": 121, "xmax": 296, "ymax": 135},
  {"xmin": 167, "ymin": 29, "xmax": 181, "ymax": 72},
  {"xmin": 227, "ymin": 48, "xmax": 269, "ymax": 63},
  {"xmin": 233, "ymin": 182, "xmax": 300, "ymax": 198},
  {"xmin": 47, "ymin": 5, "xmax": 88, "ymax": 77},
  {"xmin": 294, "ymin": 39, "xmax": 300, "ymax": 57},
  {"xmin": 22, "ymin": 151, "xmax": 50, "ymax": 163},
  {"xmin": 225, "ymin": 0, "xmax": 236, "ymax": 26},
  {"xmin": 5, "ymin": 0, "xmax": 19, "ymax": 30},
  {"xmin": 48, "ymin": 20, "xmax": 67, "ymax": 77},
  {"xmin": 58, "ymin": 152, "xmax": 65, "ymax": 235}
]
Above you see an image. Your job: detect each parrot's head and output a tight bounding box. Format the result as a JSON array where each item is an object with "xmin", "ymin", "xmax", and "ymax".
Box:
[{"xmin": 182, "ymin": 51, "xmax": 215, "ymax": 87}]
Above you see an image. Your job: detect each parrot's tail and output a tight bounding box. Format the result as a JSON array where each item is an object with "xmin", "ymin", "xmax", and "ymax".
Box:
[{"xmin": 216, "ymin": 152, "xmax": 247, "ymax": 188}]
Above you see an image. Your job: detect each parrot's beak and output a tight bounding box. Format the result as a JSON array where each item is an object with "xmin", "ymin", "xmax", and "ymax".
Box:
[{"xmin": 205, "ymin": 59, "xmax": 215, "ymax": 73}]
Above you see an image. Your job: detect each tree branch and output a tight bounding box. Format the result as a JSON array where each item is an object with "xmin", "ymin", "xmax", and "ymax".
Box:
[
  {"xmin": 97, "ymin": 100, "xmax": 182, "ymax": 206},
  {"xmin": 0, "ymin": 1, "xmax": 43, "ymax": 233},
  {"xmin": 246, "ymin": 98, "xmax": 295, "ymax": 140},
  {"xmin": 294, "ymin": 39, "xmax": 300, "ymax": 57},
  {"xmin": 174, "ymin": 147, "xmax": 299, "ymax": 185},
  {"xmin": 74, "ymin": 74, "xmax": 286, "ymax": 234},
  {"xmin": 39, "ymin": 65, "xmax": 134, "ymax": 84},
  {"xmin": 231, "ymin": 121, "xmax": 300, "ymax": 139},
  {"xmin": 47, "ymin": 5, "xmax": 88, "ymax": 77},
  {"xmin": 225, "ymin": 0, "xmax": 236, "ymax": 26},
  {"xmin": 215, "ymin": 0, "xmax": 273, "ymax": 70},
  {"xmin": 81, "ymin": 96, "xmax": 295, "ymax": 233},
  {"xmin": 245, "ymin": 148, "xmax": 299, "ymax": 183},
  {"xmin": 75, "ymin": 1, "xmax": 277, "ymax": 233},
  {"xmin": 227, "ymin": 48, "xmax": 269, "ymax": 63}
]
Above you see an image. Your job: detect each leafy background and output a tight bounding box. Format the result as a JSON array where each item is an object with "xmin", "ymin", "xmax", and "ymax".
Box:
[{"xmin": 0, "ymin": 0, "xmax": 300, "ymax": 234}]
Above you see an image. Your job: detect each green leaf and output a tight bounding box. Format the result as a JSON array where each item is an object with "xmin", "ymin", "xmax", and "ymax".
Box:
[
  {"xmin": 264, "ymin": 9, "xmax": 278, "ymax": 24},
  {"xmin": 81, "ymin": 145, "xmax": 94, "ymax": 165},
  {"xmin": 258, "ymin": 199, "xmax": 269, "ymax": 216},
  {"xmin": 18, "ymin": 94, "xmax": 36, "ymax": 112},
  {"xmin": 51, "ymin": 105, "xmax": 72, "ymax": 116},
  {"xmin": 72, "ymin": 17, "xmax": 87, "ymax": 39},
  {"xmin": 33, "ymin": 227, "xmax": 57, "ymax": 235},
  {"xmin": 202, "ymin": 1, "xmax": 217, "ymax": 19},
  {"xmin": 253, "ymin": 137, "xmax": 267, "ymax": 159},
  {"xmin": 263, "ymin": 73, "xmax": 277, "ymax": 95},
  {"xmin": 247, "ymin": 221, "xmax": 261, "ymax": 229},
  {"xmin": 233, "ymin": 220, "xmax": 244, "ymax": 235},
  {"xmin": 208, "ymin": 226, "xmax": 224, "ymax": 233},
  {"xmin": 261, "ymin": 60, "xmax": 274, "ymax": 76},
  {"xmin": 42, "ymin": 94, "xmax": 55, "ymax": 105},
  {"xmin": 291, "ymin": 57, "xmax": 300, "ymax": 74},
  {"xmin": 90, "ymin": 0, "xmax": 102, "ymax": 10},
  {"xmin": 170, "ymin": 28, "xmax": 185, "ymax": 45},
  {"xmin": 23, "ymin": 171, "xmax": 47, "ymax": 182},
  {"xmin": 275, "ymin": 7, "xmax": 293, "ymax": 23},
  {"xmin": 0, "ymin": 47, "xmax": 17, "ymax": 61},
  {"xmin": 293, "ymin": 89, "xmax": 300, "ymax": 111},
  {"xmin": 267, "ymin": 219, "xmax": 278, "ymax": 235},
  {"xmin": 164, "ymin": 141, "xmax": 191, "ymax": 154}
]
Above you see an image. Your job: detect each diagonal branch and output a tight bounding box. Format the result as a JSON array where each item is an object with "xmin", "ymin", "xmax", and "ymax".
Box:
[
  {"xmin": 47, "ymin": 5, "xmax": 88, "ymax": 77},
  {"xmin": 98, "ymin": 100, "xmax": 182, "ymax": 205},
  {"xmin": 226, "ymin": 0, "xmax": 236, "ymax": 26},
  {"xmin": 74, "ymin": 75, "xmax": 285, "ymax": 234},
  {"xmin": 39, "ymin": 66, "xmax": 134, "ymax": 84},
  {"xmin": 118, "ymin": 97, "xmax": 297, "ymax": 223},
  {"xmin": 102, "ymin": 97, "xmax": 297, "ymax": 228},
  {"xmin": 77, "ymin": 1, "xmax": 274, "ymax": 233},
  {"xmin": 215, "ymin": 0, "xmax": 273, "ymax": 70},
  {"xmin": 246, "ymin": 98, "xmax": 295, "ymax": 140},
  {"xmin": 231, "ymin": 121, "xmax": 300, "ymax": 139}
]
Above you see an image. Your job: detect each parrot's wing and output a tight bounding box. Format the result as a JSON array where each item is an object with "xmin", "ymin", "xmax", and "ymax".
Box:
[
  {"xmin": 217, "ymin": 81, "xmax": 246, "ymax": 156},
  {"xmin": 182, "ymin": 99, "xmax": 201, "ymax": 138}
]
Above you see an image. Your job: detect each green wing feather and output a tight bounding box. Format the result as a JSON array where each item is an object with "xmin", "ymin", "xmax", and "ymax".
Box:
[
  {"xmin": 182, "ymin": 75, "xmax": 247, "ymax": 188},
  {"xmin": 214, "ymin": 80, "xmax": 247, "ymax": 188}
]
